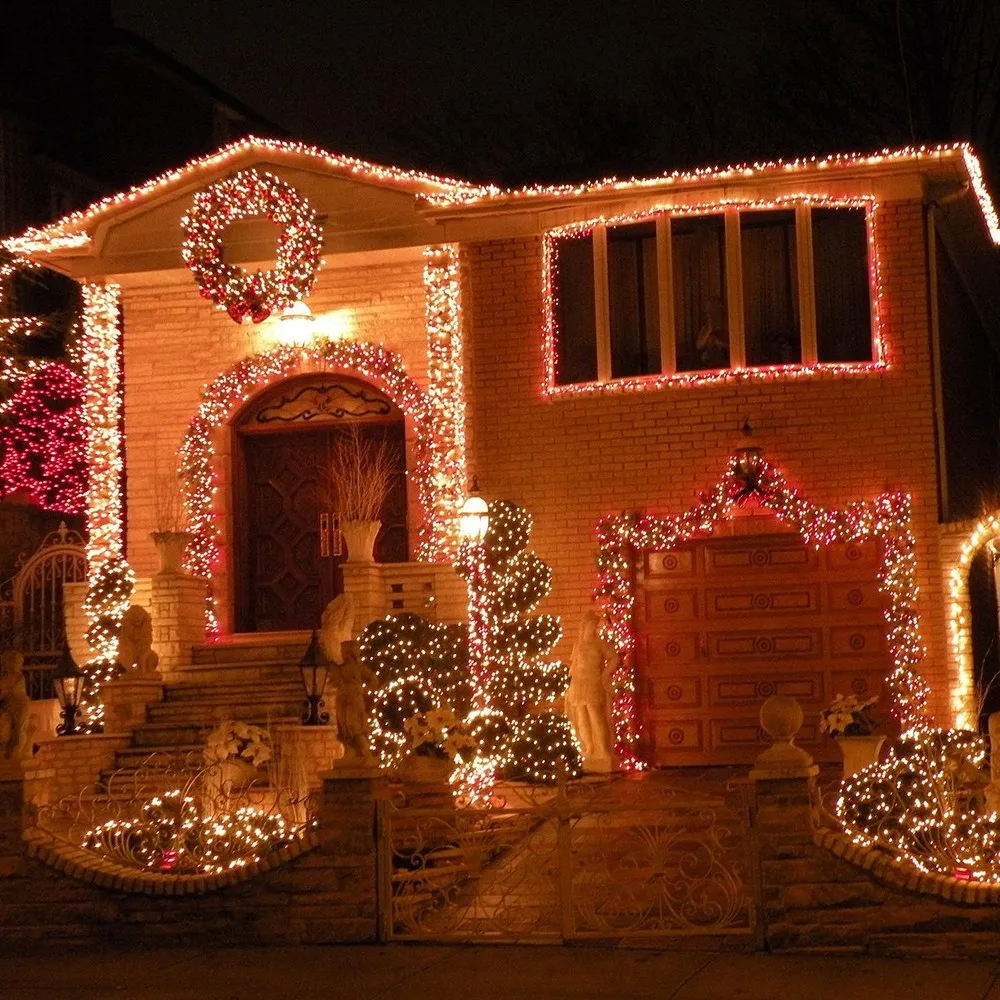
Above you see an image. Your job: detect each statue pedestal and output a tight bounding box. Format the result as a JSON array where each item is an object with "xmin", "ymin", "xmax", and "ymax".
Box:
[
  {"xmin": 101, "ymin": 674, "xmax": 164, "ymax": 736},
  {"xmin": 150, "ymin": 575, "xmax": 209, "ymax": 675}
]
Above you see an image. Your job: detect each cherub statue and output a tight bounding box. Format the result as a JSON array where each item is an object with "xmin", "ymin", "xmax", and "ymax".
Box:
[
  {"xmin": 320, "ymin": 594, "xmax": 375, "ymax": 759},
  {"xmin": 566, "ymin": 612, "xmax": 617, "ymax": 771},
  {"xmin": 117, "ymin": 606, "xmax": 160, "ymax": 676},
  {"xmin": 0, "ymin": 650, "xmax": 32, "ymax": 763}
]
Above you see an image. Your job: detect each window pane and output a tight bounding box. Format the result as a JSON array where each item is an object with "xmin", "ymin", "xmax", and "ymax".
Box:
[
  {"xmin": 553, "ymin": 234, "xmax": 598, "ymax": 384},
  {"xmin": 672, "ymin": 215, "xmax": 729, "ymax": 372},
  {"xmin": 741, "ymin": 210, "xmax": 800, "ymax": 365},
  {"xmin": 813, "ymin": 208, "xmax": 872, "ymax": 362},
  {"xmin": 608, "ymin": 222, "xmax": 660, "ymax": 378}
]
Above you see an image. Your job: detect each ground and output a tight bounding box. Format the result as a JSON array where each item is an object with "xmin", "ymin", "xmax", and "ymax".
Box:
[{"xmin": 4, "ymin": 943, "xmax": 999, "ymax": 999}]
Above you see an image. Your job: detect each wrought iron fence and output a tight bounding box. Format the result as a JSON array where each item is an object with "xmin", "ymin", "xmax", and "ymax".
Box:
[{"xmin": 377, "ymin": 773, "xmax": 755, "ymax": 943}]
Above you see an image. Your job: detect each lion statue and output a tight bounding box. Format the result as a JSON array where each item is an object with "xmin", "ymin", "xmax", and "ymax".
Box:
[{"xmin": 117, "ymin": 605, "xmax": 160, "ymax": 676}]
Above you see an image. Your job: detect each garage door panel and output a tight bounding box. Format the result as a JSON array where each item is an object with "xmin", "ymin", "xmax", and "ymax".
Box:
[
  {"xmin": 829, "ymin": 624, "xmax": 886, "ymax": 656},
  {"xmin": 645, "ymin": 550, "xmax": 696, "ymax": 577},
  {"xmin": 709, "ymin": 628, "xmax": 823, "ymax": 659},
  {"xmin": 647, "ymin": 675, "xmax": 702, "ymax": 709},
  {"xmin": 711, "ymin": 673, "xmax": 823, "ymax": 705},
  {"xmin": 648, "ymin": 719, "xmax": 704, "ymax": 756},
  {"xmin": 827, "ymin": 581, "xmax": 885, "ymax": 614},
  {"xmin": 704, "ymin": 540, "xmax": 814, "ymax": 575},
  {"xmin": 706, "ymin": 584, "xmax": 819, "ymax": 618},
  {"xmin": 643, "ymin": 588, "xmax": 699, "ymax": 623},
  {"xmin": 829, "ymin": 668, "xmax": 883, "ymax": 700},
  {"xmin": 642, "ymin": 630, "xmax": 701, "ymax": 666},
  {"xmin": 825, "ymin": 541, "xmax": 881, "ymax": 572}
]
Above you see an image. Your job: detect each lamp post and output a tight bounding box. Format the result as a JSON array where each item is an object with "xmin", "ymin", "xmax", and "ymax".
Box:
[
  {"xmin": 459, "ymin": 477, "xmax": 491, "ymax": 711},
  {"xmin": 52, "ymin": 646, "xmax": 85, "ymax": 736},
  {"xmin": 299, "ymin": 630, "xmax": 330, "ymax": 726}
]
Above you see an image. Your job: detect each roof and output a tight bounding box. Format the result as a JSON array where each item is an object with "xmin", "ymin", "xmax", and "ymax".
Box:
[{"xmin": 5, "ymin": 138, "xmax": 999, "ymax": 256}]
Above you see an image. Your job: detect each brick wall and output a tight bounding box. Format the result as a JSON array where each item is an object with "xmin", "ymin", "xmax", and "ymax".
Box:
[
  {"xmin": 120, "ymin": 257, "xmax": 429, "ymax": 634},
  {"xmin": 462, "ymin": 200, "xmax": 953, "ymax": 720}
]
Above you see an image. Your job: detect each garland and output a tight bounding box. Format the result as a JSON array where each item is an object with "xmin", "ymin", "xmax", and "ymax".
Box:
[
  {"xmin": 181, "ymin": 169, "xmax": 322, "ymax": 324},
  {"xmin": 595, "ymin": 451, "xmax": 932, "ymax": 769},
  {"xmin": 179, "ymin": 341, "xmax": 443, "ymax": 636}
]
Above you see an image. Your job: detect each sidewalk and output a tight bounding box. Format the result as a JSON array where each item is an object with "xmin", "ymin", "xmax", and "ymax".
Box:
[{"xmin": 3, "ymin": 943, "xmax": 998, "ymax": 1000}]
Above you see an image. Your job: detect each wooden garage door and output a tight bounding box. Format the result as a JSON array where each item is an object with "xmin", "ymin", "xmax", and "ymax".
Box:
[{"xmin": 635, "ymin": 528, "xmax": 891, "ymax": 766}]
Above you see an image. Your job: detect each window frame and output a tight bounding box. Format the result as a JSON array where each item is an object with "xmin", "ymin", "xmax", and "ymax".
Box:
[{"xmin": 542, "ymin": 196, "xmax": 884, "ymax": 395}]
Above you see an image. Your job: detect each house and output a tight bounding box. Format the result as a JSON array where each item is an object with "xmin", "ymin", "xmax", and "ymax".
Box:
[{"xmin": 6, "ymin": 137, "xmax": 1000, "ymax": 768}]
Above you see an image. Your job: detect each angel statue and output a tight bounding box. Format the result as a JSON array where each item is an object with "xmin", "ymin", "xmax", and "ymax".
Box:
[
  {"xmin": 566, "ymin": 612, "xmax": 618, "ymax": 772},
  {"xmin": 0, "ymin": 650, "xmax": 32, "ymax": 766}
]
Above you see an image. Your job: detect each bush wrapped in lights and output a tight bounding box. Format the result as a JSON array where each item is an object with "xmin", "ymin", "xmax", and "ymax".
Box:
[{"xmin": 835, "ymin": 729, "xmax": 1000, "ymax": 882}]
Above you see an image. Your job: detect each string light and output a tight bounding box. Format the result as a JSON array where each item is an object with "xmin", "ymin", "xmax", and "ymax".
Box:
[
  {"xmin": 542, "ymin": 195, "xmax": 887, "ymax": 396},
  {"xmin": 80, "ymin": 283, "xmax": 132, "ymax": 725},
  {"xmin": 947, "ymin": 514, "xmax": 1000, "ymax": 729},
  {"xmin": 180, "ymin": 340, "xmax": 455, "ymax": 636},
  {"xmin": 836, "ymin": 729, "xmax": 1000, "ymax": 883},
  {"xmin": 181, "ymin": 168, "xmax": 323, "ymax": 324},
  {"xmin": 422, "ymin": 245, "xmax": 467, "ymax": 560},
  {"xmin": 596, "ymin": 452, "xmax": 932, "ymax": 769}
]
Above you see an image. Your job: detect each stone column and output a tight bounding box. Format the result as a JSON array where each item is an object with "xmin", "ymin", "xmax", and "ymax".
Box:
[
  {"xmin": 150, "ymin": 575, "xmax": 208, "ymax": 675},
  {"xmin": 341, "ymin": 564, "xmax": 385, "ymax": 633},
  {"xmin": 0, "ymin": 773, "xmax": 28, "ymax": 877}
]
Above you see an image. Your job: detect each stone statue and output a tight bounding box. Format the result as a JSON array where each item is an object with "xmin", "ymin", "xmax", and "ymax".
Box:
[
  {"xmin": 117, "ymin": 605, "xmax": 160, "ymax": 676},
  {"xmin": 330, "ymin": 639, "xmax": 376, "ymax": 761},
  {"xmin": 986, "ymin": 712, "xmax": 1000, "ymax": 813},
  {"xmin": 319, "ymin": 593, "xmax": 356, "ymax": 665},
  {"xmin": 0, "ymin": 651, "xmax": 31, "ymax": 764},
  {"xmin": 566, "ymin": 612, "xmax": 617, "ymax": 771}
]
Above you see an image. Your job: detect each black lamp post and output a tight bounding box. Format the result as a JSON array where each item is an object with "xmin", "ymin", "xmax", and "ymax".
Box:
[
  {"xmin": 299, "ymin": 630, "xmax": 329, "ymax": 726},
  {"xmin": 52, "ymin": 645, "xmax": 85, "ymax": 736}
]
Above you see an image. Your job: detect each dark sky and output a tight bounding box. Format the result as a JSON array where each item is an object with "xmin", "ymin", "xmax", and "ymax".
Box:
[{"xmin": 112, "ymin": 0, "xmax": 778, "ymax": 167}]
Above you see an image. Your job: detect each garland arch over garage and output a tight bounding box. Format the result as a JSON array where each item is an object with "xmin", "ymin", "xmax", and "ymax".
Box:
[{"xmin": 595, "ymin": 449, "xmax": 932, "ymax": 770}]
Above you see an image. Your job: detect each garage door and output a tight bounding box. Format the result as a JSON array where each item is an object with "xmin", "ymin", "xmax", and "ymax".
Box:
[{"xmin": 635, "ymin": 528, "xmax": 891, "ymax": 766}]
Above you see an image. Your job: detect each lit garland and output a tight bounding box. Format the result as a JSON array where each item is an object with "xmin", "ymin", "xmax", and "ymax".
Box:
[
  {"xmin": 0, "ymin": 363, "xmax": 86, "ymax": 512},
  {"xmin": 836, "ymin": 729, "xmax": 1000, "ymax": 883},
  {"xmin": 80, "ymin": 283, "xmax": 132, "ymax": 724},
  {"xmin": 595, "ymin": 451, "xmax": 932, "ymax": 769},
  {"xmin": 181, "ymin": 168, "xmax": 323, "ymax": 324},
  {"xmin": 947, "ymin": 514, "xmax": 1000, "ymax": 729},
  {"xmin": 542, "ymin": 195, "xmax": 886, "ymax": 396},
  {"xmin": 422, "ymin": 245, "xmax": 466, "ymax": 560},
  {"xmin": 180, "ymin": 341, "xmax": 448, "ymax": 635}
]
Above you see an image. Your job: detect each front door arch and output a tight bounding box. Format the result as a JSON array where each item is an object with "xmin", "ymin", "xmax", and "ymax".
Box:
[{"xmin": 233, "ymin": 373, "xmax": 407, "ymax": 633}]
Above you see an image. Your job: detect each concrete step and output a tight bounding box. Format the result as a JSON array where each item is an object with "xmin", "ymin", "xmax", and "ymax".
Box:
[
  {"xmin": 147, "ymin": 698, "xmax": 303, "ymax": 724},
  {"xmin": 113, "ymin": 743, "xmax": 205, "ymax": 768},
  {"xmin": 133, "ymin": 716, "xmax": 300, "ymax": 747},
  {"xmin": 163, "ymin": 679, "xmax": 304, "ymax": 703},
  {"xmin": 167, "ymin": 661, "xmax": 305, "ymax": 685},
  {"xmin": 190, "ymin": 632, "xmax": 312, "ymax": 666}
]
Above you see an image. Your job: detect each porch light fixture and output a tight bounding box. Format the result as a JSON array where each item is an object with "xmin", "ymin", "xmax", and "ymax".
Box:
[
  {"xmin": 459, "ymin": 476, "xmax": 489, "ymax": 543},
  {"xmin": 52, "ymin": 645, "xmax": 85, "ymax": 736},
  {"xmin": 299, "ymin": 630, "xmax": 330, "ymax": 726},
  {"xmin": 279, "ymin": 300, "xmax": 315, "ymax": 347}
]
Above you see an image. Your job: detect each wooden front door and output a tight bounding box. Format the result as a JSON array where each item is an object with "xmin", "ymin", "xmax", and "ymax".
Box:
[
  {"xmin": 236, "ymin": 422, "xmax": 408, "ymax": 633},
  {"xmin": 635, "ymin": 528, "xmax": 892, "ymax": 766}
]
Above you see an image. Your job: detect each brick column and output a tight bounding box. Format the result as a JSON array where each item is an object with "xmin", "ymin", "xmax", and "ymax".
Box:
[
  {"xmin": 101, "ymin": 674, "xmax": 164, "ymax": 736},
  {"xmin": 341, "ymin": 565, "xmax": 384, "ymax": 632},
  {"xmin": 0, "ymin": 775, "xmax": 28, "ymax": 877},
  {"xmin": 311, "ymin": 767, "xmax": 384, "ymax": 942},
  {"xmin": 150, "ymin": 575, "xmax": 208, "ymax": 674}
]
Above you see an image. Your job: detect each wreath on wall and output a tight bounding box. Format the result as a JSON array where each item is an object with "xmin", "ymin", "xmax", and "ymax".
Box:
[{"xmin": 181, "ymin": 168, "xmax": 323, "ymax": 324}]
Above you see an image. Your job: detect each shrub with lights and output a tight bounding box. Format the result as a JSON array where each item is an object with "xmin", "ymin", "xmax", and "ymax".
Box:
[{"xmin": 835, "ymin": 729, "xmax": 1000, "ymax": 882}]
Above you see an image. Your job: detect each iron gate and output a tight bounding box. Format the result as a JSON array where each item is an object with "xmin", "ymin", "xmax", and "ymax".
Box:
[
  {"xmin": 377, "ymin": 773, "xmax": 756, "ymax": 944},
  {"xmin": 0, "ymin": 523, "xmax": 86, "ymax": 698}
]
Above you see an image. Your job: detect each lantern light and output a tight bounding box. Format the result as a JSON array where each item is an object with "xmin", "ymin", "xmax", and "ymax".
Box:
[
  {"xmin": 52, "ymin": 646, "xmax": 85, "ymax": 736},
  {"xmin": 279, "ymin": 300, "xmax": 315, "ymax": 347},
  {"xmin": 299, "ymin": 630, "xmax": 330, "ymax": 726},
  {"xmin": 459, "ymin": 476, "xmax": 489, "ymax": 542}
]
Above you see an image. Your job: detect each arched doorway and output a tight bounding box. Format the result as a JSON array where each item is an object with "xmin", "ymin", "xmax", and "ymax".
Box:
[{"xmin": 232, "ymin": 373, "xmax": 408, "ymax": 633}]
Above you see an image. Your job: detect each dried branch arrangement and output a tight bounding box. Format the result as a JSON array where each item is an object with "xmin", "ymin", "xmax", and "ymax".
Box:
[{"xmin": 326, "ymin": 425, "xmax": 400, "ymax": 521}]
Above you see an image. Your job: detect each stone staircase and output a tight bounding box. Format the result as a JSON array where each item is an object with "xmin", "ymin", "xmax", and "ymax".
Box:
[{"xmin": 98, "ymin": 633, "xmax": 313, "ymax": 793}]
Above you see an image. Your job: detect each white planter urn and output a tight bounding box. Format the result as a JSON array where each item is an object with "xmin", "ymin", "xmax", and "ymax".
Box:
[
  {"xmin": 340, "ymin": 519, "xmax": 381, "ymax": 563},
  {"xmin": 836, "ymin": 734, "xmax": 886, "ymax": 776},
  {"xmin": 151, "ymin": 531, "xmax": 191, "ymax": 576}
]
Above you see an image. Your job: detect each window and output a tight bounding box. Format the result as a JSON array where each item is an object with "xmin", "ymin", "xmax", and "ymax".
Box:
[
  {"xmin": 608, "ymin": 222, "xmax": 660, "ymax": 378},
  {"xmin": 549, "ymin": 204, "xmax": 875, "ymax": 387},
  {"xmin": 741, "ymin": 210, "xmax": 800, "ymax": 366},
  {"xmin": 813, "ymin": 208, "xmax": 872, "ymax": 362},
  {"xmin": 553, "ymin": 233, "xmax": 598, "ymax": 385}
]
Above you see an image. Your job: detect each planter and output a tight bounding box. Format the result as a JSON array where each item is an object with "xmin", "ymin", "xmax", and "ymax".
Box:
[
  {"xmin": 340, "ymin": 519, "xmax": 381, "ymax": 564},
  {"xmin": 151, "ymin": 531, "xmax": 191, "ymax": 576},
  {"xmin": 836, "ymin": 734, "xmax": 886, "ymax": 776},
  {"xmin": 397, "ymin": 753, "xmax": 453, "ymax": 784}
]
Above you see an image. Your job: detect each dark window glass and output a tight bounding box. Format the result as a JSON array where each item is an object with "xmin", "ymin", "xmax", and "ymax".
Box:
[
  {"xmin": 741, "ymin": 211, "xmax": 800, "ymax": 365},
  {"xmin": 608, "ymin": 222, "xmax": 660, "ymax": 377},
  {"xmin": 553, "ymin": 234, "xmax": 598, "ymax": 384},
  {"xmin": 672, "ymin": 215, "xmax": 729, "ymax": 372},
  {"xmin": 813, "ymin": 208, "xmax": 872, "ymax": 362}
]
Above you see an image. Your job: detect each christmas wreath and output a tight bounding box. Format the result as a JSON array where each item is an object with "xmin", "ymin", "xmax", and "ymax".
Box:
[{"xmin": 181, "ymin": 168, "xmax": 323, "ymax": 324}]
